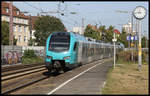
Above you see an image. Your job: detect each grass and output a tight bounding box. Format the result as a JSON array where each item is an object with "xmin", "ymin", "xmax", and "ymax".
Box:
[
  {"xmin": 22, "ymin": 56, "xmax": 44, "ymax": 64},
  {"xmin": 101, "ymin": 59, "xmax": 149, "ymax": 95}
]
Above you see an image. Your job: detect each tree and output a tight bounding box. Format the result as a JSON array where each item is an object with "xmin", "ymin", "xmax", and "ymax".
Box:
[
  {"xmin": 1, "ymin": 21, "xmax": 17, "ymax": 45},
  {"xmin": 1, "ymin": 21, "xmax": 9, "ymax": 45},
  {"xmin": 98, "ymin": 25, "xmax": 106, "ymax": 40},
  {"xmin": 84, "ymin": 25, "xmax": 100, "ymax": 40},
  {"xmin": 118, "ymin": 28, "xmax": 128, "ymax": 48},
  {"xmin": 28, "ymin": 37, "xmax": 36, "ymax": 46},
  {"xmin": 34, "ymin": 16, "xmax": 66, "ymax": 46},
  {"xmin": 105, "ymin": 25, "xmax": 114, "ymax": 43},
  {"xmin": 13, "ymin": 37, "xmax": 17, "ymax": 45}
]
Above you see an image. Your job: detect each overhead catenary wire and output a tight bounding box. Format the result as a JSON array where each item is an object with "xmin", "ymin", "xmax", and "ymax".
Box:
[{"xmin": 23, "ymin": 1, "xmax": 44, "ymax": 13}]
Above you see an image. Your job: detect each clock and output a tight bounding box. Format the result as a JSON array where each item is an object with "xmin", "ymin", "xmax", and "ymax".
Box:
[{"xmin": 133, "ymin": 6, "xmax": 147, "ymax": 20}]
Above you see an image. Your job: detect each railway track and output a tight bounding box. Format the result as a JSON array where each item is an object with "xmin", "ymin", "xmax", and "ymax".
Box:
[
  {"xmin": 2, "ymin": 71, "xmax": 49, "ymax": 95},
  {"xmin": 1, "ymin": 63, "xmax": 49, "ymax": 94},
  {"xmin": 2, "ymin": 63, "xmax": 44, "ymax": 72}
]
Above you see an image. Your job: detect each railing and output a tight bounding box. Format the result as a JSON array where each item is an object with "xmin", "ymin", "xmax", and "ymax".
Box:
[{"xmin": 124, "ymin": 48, "xmax": 149, "ymax": 52}]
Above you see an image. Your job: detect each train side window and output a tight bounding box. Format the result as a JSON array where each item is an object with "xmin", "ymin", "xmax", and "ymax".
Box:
[{"xmin": 74, "ymin": 42, "xmax": 77, "ymax": 51}]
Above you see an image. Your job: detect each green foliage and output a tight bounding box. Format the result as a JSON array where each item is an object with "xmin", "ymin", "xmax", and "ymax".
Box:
[
  {"xmin": 13, "ymin": 37, "xmax": 17, "ymax": 45},
  {"xmin": 84, "ymin": 24, "xmax": 147, "ymax": 49},
  {"xmin": 28, "ymin": 37, "xmax": 36, "ymax": 46},
  {"xmin": 118, "ymin": 29, "xmax": 128, "ymax": 48},
  {"xmin": 34, "ymin": 16, "xmax": 66, "ymax": 46},
  {"xmin": 84, "ymin": 25, "xmax": 99, "ymax": 40},
  {"xmin": 105, "ymin": 25, "xmax": 114, "ymax": 43},
  {"xmin": 84, "ymin": 25, "xmax": 115, "ymax": 43},
  {"xmin": 142, "ymin": 36, "xmax": 148, "ymax": 48},
  {"xmin": 1, "ymin": 21, "xmax": 9, "ymax": 45},
  {"xmin": 98, "ymin": 25, "xmax": 106, "ymax": 40},
  {"xmin": 22, "ymin": 49, "xmax": 44, "ymax": 64},
  {"xmin": 23, "ymin": 49, "xmax": 37, "ymax": 58},
  {"xmin": 1, "ymin": 21, "xmax": 17, "ymax": 45},
  {"xmin": 22, "ymin": 56, "xmax": 44, "ymax": 64}
]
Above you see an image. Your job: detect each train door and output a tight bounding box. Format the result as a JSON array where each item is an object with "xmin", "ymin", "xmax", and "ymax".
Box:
[
  {"xmin": 77, "ymin": 42, "xmax": 83, "ymax": 64},
  {"xmin": 71, "ymin": 42, "xmax": 78, "ymax": 65}
]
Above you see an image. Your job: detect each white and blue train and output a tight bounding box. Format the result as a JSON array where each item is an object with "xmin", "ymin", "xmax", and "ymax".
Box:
[{"xmin": 45, "ymin": 32, "xmax": 124, "ymax": 73}]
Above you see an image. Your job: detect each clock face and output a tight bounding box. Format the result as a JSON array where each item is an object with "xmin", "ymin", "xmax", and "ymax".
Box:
[{"xmin": 133, "ymin": 6, "xmax": 146, "ymax": 20}]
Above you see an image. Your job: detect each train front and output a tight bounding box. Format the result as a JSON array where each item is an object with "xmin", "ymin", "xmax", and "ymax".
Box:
[{"xmin": 45, "ymin": 32, "xmax": 74, "ymax": 73}]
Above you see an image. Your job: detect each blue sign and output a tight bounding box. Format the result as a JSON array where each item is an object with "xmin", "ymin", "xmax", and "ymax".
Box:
[
  {"xmin": 134, "ymin": 36, "xmax": 138, "ymax": 40},
  {"xmin": 127, "ymin": 36, "xmax": 131, "ymax": 41},
  {"xmin": 127, "ymin": 36, "xmax": 138, "ymax": 41}
]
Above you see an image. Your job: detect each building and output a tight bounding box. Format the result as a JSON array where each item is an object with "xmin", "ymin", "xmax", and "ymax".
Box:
[
  {"xmin": 87, "ymin": 24, "xmax": 98, "ymax": 31},
  {"xmin": 1, "ymin": 2, "xmax": 30, "ymax": 46},
  {"xmin": 30, "ymin": 16, "xmax": 39, "ymax": 45},
  {"xmin": 122, "ymin": 22, "xmax": 136, "ymax": 35},
  {"xmin": 122, "ymin": 22, "xmax": 132, "ymax": 34},
  {"xmin": 73, "ymin": 27, "xmax": 84, "ymax": 35},
  {"xmin": 30, "ymin": 16, "xmax": 39, "ymax": 40}
]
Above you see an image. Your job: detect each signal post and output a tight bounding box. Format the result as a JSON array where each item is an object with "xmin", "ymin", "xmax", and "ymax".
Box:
[{"xmin": 112, "ymin": 29, "xmax": 120, "ymax": 69}]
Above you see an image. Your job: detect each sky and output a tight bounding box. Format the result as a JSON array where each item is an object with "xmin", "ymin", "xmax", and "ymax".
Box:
[{"xmin": 13, "ymin": 1, "xmax": 149, "ymax": 38}]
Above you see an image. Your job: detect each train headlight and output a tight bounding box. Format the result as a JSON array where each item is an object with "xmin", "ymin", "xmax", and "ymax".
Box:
[
  {"xmin": 47, "ymin": 56, "xmax": 52, "ymax": 59},
  {"xmin": 63, "ymin": 56, "xmax": 70, "ymax": 59}
]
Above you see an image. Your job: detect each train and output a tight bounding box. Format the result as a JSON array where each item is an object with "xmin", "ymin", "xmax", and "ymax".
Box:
[{"xmin": 45, "ymin": 31, "xmax": 124, "ymax": 73}]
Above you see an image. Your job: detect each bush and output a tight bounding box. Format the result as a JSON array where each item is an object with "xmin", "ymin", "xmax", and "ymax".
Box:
[
  {"xmin": 23, "ymin": 49, "xmax": 37, "ymax": 58},
  {"xmin": 22, "ymin": 50, "xmax": 44, "ymax": 64},
  {"xmin": 116, "ymin": 50, "xmax": 148, "ymax": 63},
  {"xmin": 22, "ymin": 56, "xmax": 44, "ymax": 64}
]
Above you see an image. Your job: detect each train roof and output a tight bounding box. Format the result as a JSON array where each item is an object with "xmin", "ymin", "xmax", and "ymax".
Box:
[{"xmin": 50, "ymin": 32, "xmax": 123, "ymax": 47}]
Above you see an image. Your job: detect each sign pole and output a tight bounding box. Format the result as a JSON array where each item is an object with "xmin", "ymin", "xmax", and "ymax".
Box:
[
  {"xmin": 114, "ymin": 32, "xmax": 116, "ymax": 68},
  {"xmin": 113, "ymin": 29, "xmax": 120, "ymax": 69}
]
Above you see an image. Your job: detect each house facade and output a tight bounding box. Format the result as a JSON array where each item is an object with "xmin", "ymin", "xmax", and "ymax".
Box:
[{"xmin": 1, "ymin": 2, "xmax": 30, "ymax": 46}]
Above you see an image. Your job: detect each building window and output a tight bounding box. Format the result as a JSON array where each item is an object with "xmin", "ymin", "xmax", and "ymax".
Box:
[
  {"xmin": 16, "ymin": 18, "xmax": 18, "ymax": 23},
  {"xmin": 18, "ymin": 25, "xmax": 21, "ymax": 32},
  {"xmin": 16, "ymin": 11, "xmax": 19, "ymax": 15},
  {"xmin": 6, "ymin": 16, "xmax": 9, "ymax": 22},
  {"xmin": 18, "ymin": 35, "xmax": 21, "ymax": 42},
  {"xmin": 24, "ymin": 36, "xmax": 26, "ymax": 42},
  {"xmin": 18, "ymin": 18, "xmax": 20, "ymax": 23},
  {"xmin": 13, "ymin": 17, "xmax": 17, "ymax": 23},
  {"xmin": 26, "ymin": 20, "xmax": 28, "ymax": 24},
  {"xmin": 24, "ymin": 19, "xmax": 27, "ymax": 24},
  {"xmin": 24, "ymin": 26, "xmax": 26, "ymax": 33},
  {"xmin": 13, "ymin": 25, "xmax": 16, "ymax": 32},
  {"xmin": 22, "ymin": 20, "xmax": 25, "ymax": 24},
  {"xmin": 13, "ymin": 17, "xmax": 15, "ymax": 23},
  {"xmin": 20, "ymin": 19, "xmax": 22, "ymax": 24},
  {"xmin": 6, "ymin": 8, "xmax": 9, "ymax": 13}
]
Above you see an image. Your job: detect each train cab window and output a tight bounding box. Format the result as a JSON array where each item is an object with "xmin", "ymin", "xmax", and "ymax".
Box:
[{"xmin": 49, "ymin": 32, "xmax": 70, "ymax": 52}]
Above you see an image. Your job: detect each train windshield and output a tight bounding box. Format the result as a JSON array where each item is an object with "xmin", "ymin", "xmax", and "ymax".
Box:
[{"xmin": 49, "ymin": 32, "xmax": 70, "ymax": 52}]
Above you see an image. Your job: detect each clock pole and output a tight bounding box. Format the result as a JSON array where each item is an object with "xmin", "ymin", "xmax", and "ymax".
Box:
[
  {"xmin": 133, "ymin": 6, "xmax": 147, "ymax": 71},
  {"xmin": 138, "ymin": 19, "xmax": 142, "ymax": 71}
]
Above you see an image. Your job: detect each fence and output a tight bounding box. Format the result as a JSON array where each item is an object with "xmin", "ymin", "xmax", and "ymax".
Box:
[
  {"xmin": 22, "ymin": 46, "xmax": 46, "ymax": 57},
  {"xmin": 123, "ymin": 48, "xmax": 149, "ymax": 63},
  {"xmin": 124, "ymin": 48, "xmax": 149, "ymax": 52},
  {"xmin": 1, "ymin": 45, "xmax": 45, "ymax": 65}
]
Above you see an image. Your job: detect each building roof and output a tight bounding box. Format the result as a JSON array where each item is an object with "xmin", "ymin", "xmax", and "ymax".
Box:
[{"xmin": 1, "ymin": 1, "xmax": 29, "ymax": 19}]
